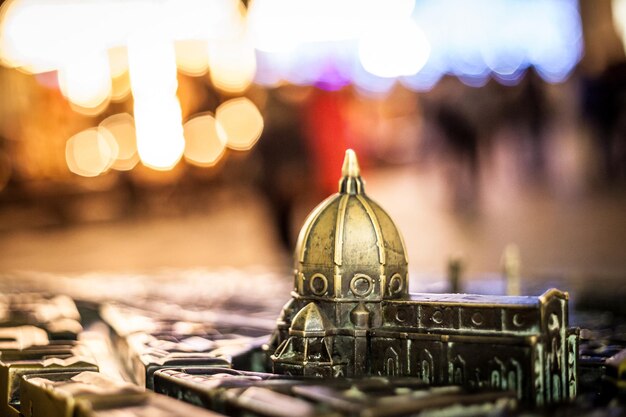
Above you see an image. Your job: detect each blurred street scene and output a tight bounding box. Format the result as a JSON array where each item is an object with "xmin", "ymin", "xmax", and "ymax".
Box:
[{"xmin": 0, "ymin": 0, "xmax": 625, "ymax": 284}]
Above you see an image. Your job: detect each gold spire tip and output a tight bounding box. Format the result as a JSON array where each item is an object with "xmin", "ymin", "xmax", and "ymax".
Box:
[{"xmin": 341, "ymin": 149, "xmax": 360, "ymax": 178}]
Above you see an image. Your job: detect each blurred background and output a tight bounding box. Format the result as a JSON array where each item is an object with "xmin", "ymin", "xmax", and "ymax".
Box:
[{"xmin": 0, "ymin": 0, "xmax": 624, "ymax": 286}]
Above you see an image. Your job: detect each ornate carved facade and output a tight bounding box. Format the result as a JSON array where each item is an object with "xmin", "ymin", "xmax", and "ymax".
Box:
[{"xmin": 269, "ymin": 150, "xmax": 578, "ymax": 405}]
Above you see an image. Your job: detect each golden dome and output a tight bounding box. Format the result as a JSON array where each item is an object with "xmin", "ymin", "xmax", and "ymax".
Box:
[{"xmin": 293, "ymin": 150, "xmax": 408, "ymax": 301}]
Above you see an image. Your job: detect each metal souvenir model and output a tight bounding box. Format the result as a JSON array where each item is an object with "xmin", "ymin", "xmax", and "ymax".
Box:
[{"xmin": 269, "ymin": 150, "xmax": 578, "ymax": 405}]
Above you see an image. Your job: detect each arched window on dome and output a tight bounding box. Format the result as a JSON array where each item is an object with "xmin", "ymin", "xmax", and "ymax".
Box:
[
  {"xmin": 350, "ymin": 274, "xmax": 374, "ymax": 297},
  {"xmin": 308, "ymin": 273, "xmax": 328, "ymax": 296},
  {"xmin": 388, "ymin": 273, "xmax": 404, "ymax": 296}
]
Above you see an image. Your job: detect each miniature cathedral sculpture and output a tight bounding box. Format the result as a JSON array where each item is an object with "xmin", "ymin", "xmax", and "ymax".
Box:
[{"xmin": 269, "ymin": 150, "xmax": 578, "ymax": 405}]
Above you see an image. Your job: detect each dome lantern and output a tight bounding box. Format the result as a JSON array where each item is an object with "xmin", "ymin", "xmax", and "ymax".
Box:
[{"xmin": 338, "ymin": 149, "xmax": 364, "ymax": 195}]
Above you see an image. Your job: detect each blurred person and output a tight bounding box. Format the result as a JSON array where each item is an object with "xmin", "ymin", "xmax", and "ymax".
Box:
[
  {"xmin": 579, "ymin": 0, "xmax": 626, "ymax": 184},
  {"xmin": 420, "ymin": 78, "xmax": 481, "ymax": 213},
  {"xmin": 583, "ymin": 60, "xmax": 626, "ymax": 183},
  {"xmin": 302, "ymin": 89, "xmax": 351, "ymax": 197},
  {"xmin": 255, "ymin": 88, "xmax": 312, "ymax": 250},
  {"xmin": 434, "ymin": 100, "xmax": 480, "ymax": 211},
  {"xmin": 511, "ymin": 71, "xmax": 551, "ymax": 180}
]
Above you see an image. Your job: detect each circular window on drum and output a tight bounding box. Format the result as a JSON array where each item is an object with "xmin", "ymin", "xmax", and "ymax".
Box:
[
  {"xmin": 308, "ymin": 273, "xmax": 328, "ymax": 296},
  {"xmin": 388, "ymin": 273, "xmax": 404, "ymax": 296},
  {"xmin": 350, "ymin": 274, "xmax": 374, "ymax": 297}
]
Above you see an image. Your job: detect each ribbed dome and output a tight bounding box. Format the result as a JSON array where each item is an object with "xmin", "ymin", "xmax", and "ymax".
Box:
[{"xmin": 293, "ymin": 150, "xmax": 408, "ymax": 300}]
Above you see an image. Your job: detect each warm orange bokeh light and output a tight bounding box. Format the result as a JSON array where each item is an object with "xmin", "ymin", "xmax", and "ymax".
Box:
[
  {"xmin": 208, "ymin": 37, "xmax": 256, "ymax": 94},
  {"xmin": 65, "ymin": 128, "xmax": 118, "ymax": 177},
  {"xmin": 175, "ymin": 40, "xmax": 210, "ymax": 76},
  {"xmin": 107, "ymin": 46, "xmax": 128, "ymax": 78},
  {"xmin": 57, "ymin": 52, "xmax": 112, "ymax": 112},
  {"xmin": 216, "ymin": 97, "xmax": 264, "ymax": 151},
  {"xmin": 183, "ymin": 113, "xmax": 227, "ymax": 167},
  {"xmin": 99, "ymin": 113, "xmax": 139, "ymax": 171},
  {"xmin": 128, "ymin": 31, "xmax": 185, "ymax": 171}
]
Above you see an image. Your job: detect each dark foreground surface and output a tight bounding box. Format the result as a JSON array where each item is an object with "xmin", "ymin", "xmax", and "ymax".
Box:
[{"xmin": 0, "ymin": 269, "xmax": 624, "ymax": 417}]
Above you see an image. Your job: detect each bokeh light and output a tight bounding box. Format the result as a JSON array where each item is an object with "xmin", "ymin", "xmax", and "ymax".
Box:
[
  {"xmin": 0, "ymin": 0, "xmax": 586, "ymax": 180},
  {"xmin": 108, "ymin": 47, "xmax": 131, "ymax": 102},
  {"xmin": 0, "ymin": 0, "xmax": 585, "ymax": 101},
  {"xmin": 358, "ymin": 18, "xmax": 430, "ymax": 78},
  {"xmin": 614, "ymin": 0, "xmax": 626, "ymax": 52},
  {"xmin": 107, "ymin": 46, "xmax": 128, "ymax": 78},
  {"xmin": 216, "ymin": 98, "xmax": 264, "ymax": 151},
  {"xmin": 133, "ymin": 99, "xmax": 185, "ymax": 171},
  {"xmin": 208, "ymin": 37, "xmax": 257, "ymax": 93},
  {"xmin": 250, "ymin": 0, "xmax": 582, "ymax": 90},
  {"xmin": 128, "ymin": 30, "xmax": 185, "ymax": 171},
  {"xmin": 65, "ymin": 128, "xmax": 118, "ymax": 177},
  {"xmin": 110, "ymin": 71, "xmax": 131, "ymax": 102},
  {"xmin": 0, "ymin": 0, "xmax": 129, "ymax": 73},
  {"xmin": 99, "ymin": 113, "xmax": 139, "ymax": 171},
  {"xmin": 175, "ymin": 40, "xmax": 210, "ymax": 76},
  {"xmin": 183, "ymin": 113, "xmax": 226, "ymax": 167},
  {"xmin": 57, "ymin": 52, "xmax": 111, "ymax": 112}
]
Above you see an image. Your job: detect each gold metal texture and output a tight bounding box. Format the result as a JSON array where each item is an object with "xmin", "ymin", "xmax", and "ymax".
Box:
[{"xmin": 293, "ymin": 150, "xmax": 408, "ymax": 301}]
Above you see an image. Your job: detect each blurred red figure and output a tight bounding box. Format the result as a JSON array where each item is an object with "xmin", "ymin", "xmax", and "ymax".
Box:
[{"xmin": 304, "ymin": 90, "xmax": 359, "ymax": 197}]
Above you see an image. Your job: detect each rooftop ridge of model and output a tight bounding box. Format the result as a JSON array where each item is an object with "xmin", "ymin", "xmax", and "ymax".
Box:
[{"xmin": 268, "ymin": 149, "xmax": 578, "ymax": 406}]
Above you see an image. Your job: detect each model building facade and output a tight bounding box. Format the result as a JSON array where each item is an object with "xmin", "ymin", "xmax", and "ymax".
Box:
[{"xmin": 269, "ymin": 150, "xmax": 578, "ymax": 405}]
